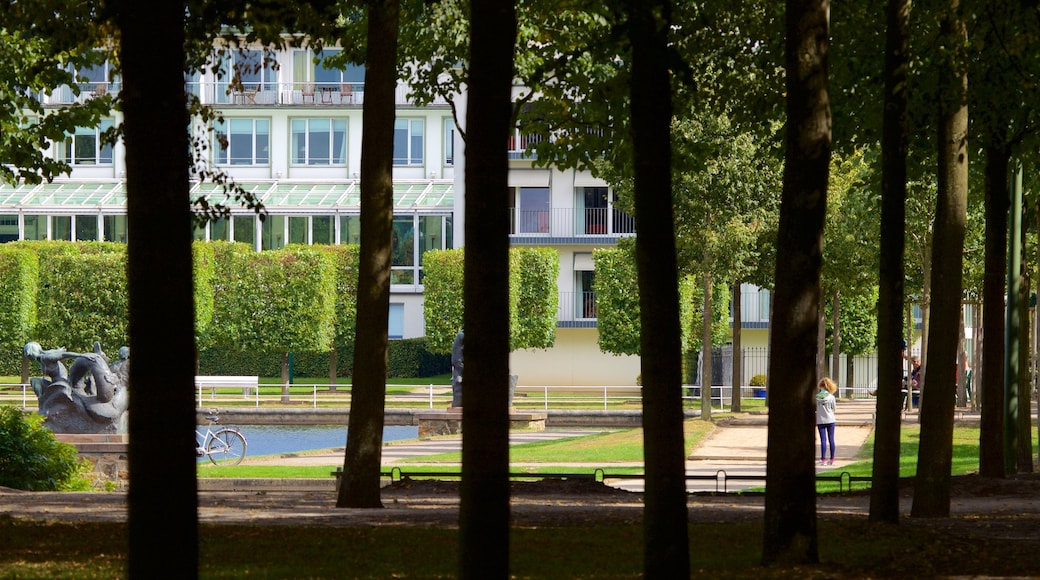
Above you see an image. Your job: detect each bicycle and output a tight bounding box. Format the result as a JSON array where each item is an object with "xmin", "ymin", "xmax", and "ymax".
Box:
[{"xmin": 196, "ymin": 415, "xmax": 248, "ymax": 465}]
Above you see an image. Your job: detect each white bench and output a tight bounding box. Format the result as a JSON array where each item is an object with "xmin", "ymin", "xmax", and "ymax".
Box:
[{"xmin": 195, "ymin": 375, "xmax": 259, "ymax": 401}]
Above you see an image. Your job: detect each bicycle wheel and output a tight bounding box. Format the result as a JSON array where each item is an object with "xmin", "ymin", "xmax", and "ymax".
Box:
[{"xmin": 207, "ymin": 429, "xmax": 247, "ymax": 465}]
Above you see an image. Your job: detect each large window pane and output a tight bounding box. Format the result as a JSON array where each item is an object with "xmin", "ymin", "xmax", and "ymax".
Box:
[
  {"xmin": 291, "ymin": 119, "xmax": 306, "ymax": 164},
  {"xmin": 0, "ymin": 215, "xmax": 18, "ymax": 242},
  {"xmin": 104, "ymin": 215, "xmax": 128, "ymax": 243},
  {"xmin": 393, "ymin": 119, "xmax": 424, "ymax": 166},
  {"xmin": 391, "ymin": 216, "xmax": 414, "ymax": 266},
  {"xmin": 233, "ymin": 215, "xmax": 255, "ymax": 246},
  {"xmin": 24, "ymin": 216, "xmax": 45, "ymax": 240},
  {"xmin": 418, "ymin": 215, "xmax": 443, "ymax": 265},
  {"xmin": 52, "ymin": 216, "xmax": 72, "ymax": 241},
  {"xmin": 288, "ymin": 216, "xmax": 308, "ymax": 245},
  {"xmin": 388, "ymin": 303, "xmax": 404, "ymax": 339},
  {"xmin": 519, "ymin": 187, "xmax": 550, "ymax": 234},
  {"xmin": 261, "ymin": 215, "xmax": 286, "ymax": 250},
  {"xmin": 409, "ymin": 120, "xmax": 424, "ymax": 165},
  {"xmin": 75, "ymin": 215, "xmax": 98, "ymax": 241},
  {"xmin": 312, "ymin": 215, "xmax": 334, "ymax": 244},
  {"xmin": 210, "ymin": 217, "xmax": 230, "ymax": 241},
  {"xmin": 443, "ymin": 117, "xmax": 454, "ymax": 166},
  {"xmin": 340, "ymin": 215, "xmax": 361, "ymax": 245},
  {"xmin": 309, "ymin": 119, "xmax": 331, "ymax": 164}
]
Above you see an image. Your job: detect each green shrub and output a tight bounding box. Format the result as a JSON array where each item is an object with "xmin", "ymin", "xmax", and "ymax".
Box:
[
  {"xmin": 749, "ymin": 374, "xmax": 767, "ymax": 387},
  {"xmin": 0, "ymin": 407, "xmax": 90, "ymax": 491}
]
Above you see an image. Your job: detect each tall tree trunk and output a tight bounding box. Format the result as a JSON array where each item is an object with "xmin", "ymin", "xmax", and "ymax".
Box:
[
  {"xmin": 762, "ymin": 0, "xmax": 830, "ymax": 565},
  {"xmin": 870, "ymin": 0, "xmax": 909, "ymax": 505},
  {"xmin": 459, "ymin": 2, "xmax": 515, "ymax": 577},
  {"xmin": 701, "ymin": 270, "xmax": 714, "ymax": 420},
  {"xmin": 911, "ymin": 0, "xmax": 969, "ymax": 518},
  {"xmin": 1018, "ymin": 267, "xmax": 1033, "ymax": 472},
  {"xmin": 979, "ymin": 142, "xmax": 1010, "ymax": 477},
  {"xmin": 917, "ymin": 238, "xmax": 933, "ymax": 409},
  {"xmin": 732, "ymin": 282, "xmax": 743, "ymax": 412},
  {"xmin": 628, "ymin": 1, "xmax": 690, "ymax": 576},
  {"xmin": 118, "ymin": 1, "xmax": 199, "ymax": 576},
  {"xmin": 338, "ymin": 0, "xmax": 400, "ymax": 509}
]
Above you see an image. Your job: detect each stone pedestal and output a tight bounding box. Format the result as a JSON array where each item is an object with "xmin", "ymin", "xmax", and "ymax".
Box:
[
  {"xmin": 55, "ymin": 433, "xmax": 129, "ymax": 489},
  {"xmin": 416, "ymin": 410, "xmax": 547, "ymax": 439}
]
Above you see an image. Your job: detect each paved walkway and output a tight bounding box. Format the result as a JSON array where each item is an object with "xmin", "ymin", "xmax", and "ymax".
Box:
[{"xmin": 213, "ymin": 399, "xmax": 883, "ymax": 493}]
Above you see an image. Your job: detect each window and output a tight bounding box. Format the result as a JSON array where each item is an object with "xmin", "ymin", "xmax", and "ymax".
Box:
[
  {"xmin": 288, "ymin": 216, "xmax": 308, "ymax": 245},
  {"xmin": 418, "ymin": 215, "xmax": 450, "ymax": 284},
  {"xmin": 75, "ymin": 214, "xmax": 98, "ymax": 241},
  {"xmin": 511, "ymin": 187, "xmax": 550, "ymax": 234},
  {"xmin": 217, "ymin": 49, "xmax": 277, "ymax": 103},
  {"xmin": 52, "ymin": 216, "xmax": 72, "ymax": 241},
  {"xmin": 393, "ymin": 119, "xmax": 424, "ymax": 166},
  {"xmin": 291, "ymin": 118, "xmax": 347, "ymax": 165},
  {"xmin": 73, "ymin": 56, "xmax": 117, "ymax": 96},
  {"xmin": 261, "ymin": 215, "xmax": 287, "ymax": 250},
  {"xmin": 388, "ymin": 303, "xmax": 404, "ymax": 339},
  {"xmin": 576, "ymin": 270, "xmax": 597, "ymax": 319},
  {"xmin": 312, "ymin": 215, "xmax": 334, "ymax": 244},
  {"xmin": 214, "ymin": 118, "xmax": 270, "ymax": 165},
  {"xmin": 63, "ymin": 120, "xmax": 114, "ymax": 165},
  {"xmin": 391, "ymin": 215, "xmax": 415, "ymax": 284},
  {"xmin": 209, "ymin": 217, "xmax": 230, "ymax": 241},
  {"xmin": 579, "ymin": 187, "xmax": 609, "ymax": 234},
  {"xmin": 340, "ymin": 215, "xmax": 361, "ymax": 245},
  {"xmin": 443, "ymin": 117, "xmax": 455, "ymax": 166},
  {"xmin": 0, "ymin": 215, "xmax": 17, "ymax": 243},
  {"xmin": 23, "ymin": 216, "xmax": 45, "ymax": 240},
  {"xmin": 233, "ymin": 215, "xmax": 255, "ymax": 246},
  {"xmin": 104, "ymin": 215, "xmax": 127, "ymax": 243},
  {"xmin": 292, "ymin": 49, "xmax": 365, "ymax": 96}
]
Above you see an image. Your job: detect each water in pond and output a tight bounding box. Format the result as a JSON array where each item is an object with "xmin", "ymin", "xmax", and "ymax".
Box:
[{"xmin": 200, "ymin": 425, "xmax": 419, "ymax": 459}]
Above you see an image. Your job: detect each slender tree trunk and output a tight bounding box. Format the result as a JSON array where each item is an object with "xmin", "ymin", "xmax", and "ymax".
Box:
[
  {"xmin": 911, "ymin": 0, "xmax": 969, "ymax": 518},
  {"xmin": 831, "ymin": 289, "xmax": 840, "ymax": 381},
  {"xmin": 762, "ymin": 0, "xmax": 830, "ymax": 565},
  {"xmin": 459, "ymin": 2, "xmax": 515, "ymax": 577},
  {"xmin": 732, "ymin": 282, "xmax": 743, "ymax": 412},
  {"xmin": 628, "ymin": 1, "xmax": 689, "ymax": 576},
  {"xmin": 701, "ymin": 270, "xmax": 714, "ymax": 420},
  {"xmin": 338, "ymin": 0, "xmax": 399, "ymax": 509},
  {"xmin": 980, "ymin": 142, "xmax": 1010, "ymax": 477},
  {"xmin": 118, "ymin": 1, "xmax": 199, "ymax": 576}
]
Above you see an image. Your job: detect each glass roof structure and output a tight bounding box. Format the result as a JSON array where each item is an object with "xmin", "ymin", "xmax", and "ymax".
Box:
[{"xmin": 0, "ymin": 180, "xmax": 454, "ymax": 211}]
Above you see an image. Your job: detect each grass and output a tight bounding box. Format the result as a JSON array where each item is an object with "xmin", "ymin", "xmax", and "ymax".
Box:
[
  {"xmin": 3, "ymin": 514, "xmax": 1039, "ymax": 578},
  {"xmin": 197, "ymin": 421, "xmax": 714, "ymax": 479}
]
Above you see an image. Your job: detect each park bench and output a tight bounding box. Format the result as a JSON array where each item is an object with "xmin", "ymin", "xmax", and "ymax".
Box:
[{"xmin": 195, "ymin": 375, "xmax": 259, "ymax": 399}]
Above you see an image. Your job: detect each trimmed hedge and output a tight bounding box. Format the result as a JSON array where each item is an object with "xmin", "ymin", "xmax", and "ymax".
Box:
[{"xmin": 195, "ymin": 338, "xmax": 447, "ymax": 379}]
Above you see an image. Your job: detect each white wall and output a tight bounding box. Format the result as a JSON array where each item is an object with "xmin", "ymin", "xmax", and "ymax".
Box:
[{"xmin": 510, "ymin": 327, "xmax": 640, "ymax": 386}]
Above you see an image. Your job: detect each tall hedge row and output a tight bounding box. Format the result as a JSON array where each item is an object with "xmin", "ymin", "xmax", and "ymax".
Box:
[
  {"xmin": 1, "ymin": 240, "xmax": 447, "ymax": 379},
  {"xmin": 421, "ymin": 247, "xmax": 560, "ymax": 355},
  {"xmin": 0, "ymin": 248, "xmax": 39, "ymax": 357}
]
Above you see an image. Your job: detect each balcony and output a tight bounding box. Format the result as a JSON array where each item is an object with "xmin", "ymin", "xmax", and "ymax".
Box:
[
  {"xmin": 508, "ymin": 207, "xmax": 636, "ymax": 238},
  {"xmin": 557, "ymin": 291, "xmax": 598, "ymax": 325},
  {"xmin": 37, "ymin": 81, "xmax": 450, "ymax": 108}
]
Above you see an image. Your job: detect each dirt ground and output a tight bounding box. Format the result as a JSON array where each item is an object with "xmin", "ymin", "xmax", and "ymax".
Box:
[{"xmin": 3, "ymin": 472, "xmax": 1040, "ymax": 536}]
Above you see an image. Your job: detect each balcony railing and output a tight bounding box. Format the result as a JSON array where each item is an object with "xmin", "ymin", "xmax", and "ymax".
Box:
[
  {"xmin": 37, "ymin": 81, "xmax": 449, "ymax": 108},
  {"xmin": 557, "ymin": 291, "xmax": 598, "ymax": 322},
  {"xmin": 509, "ymin": 207, "xmax": 636, "ymax": 237}
]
